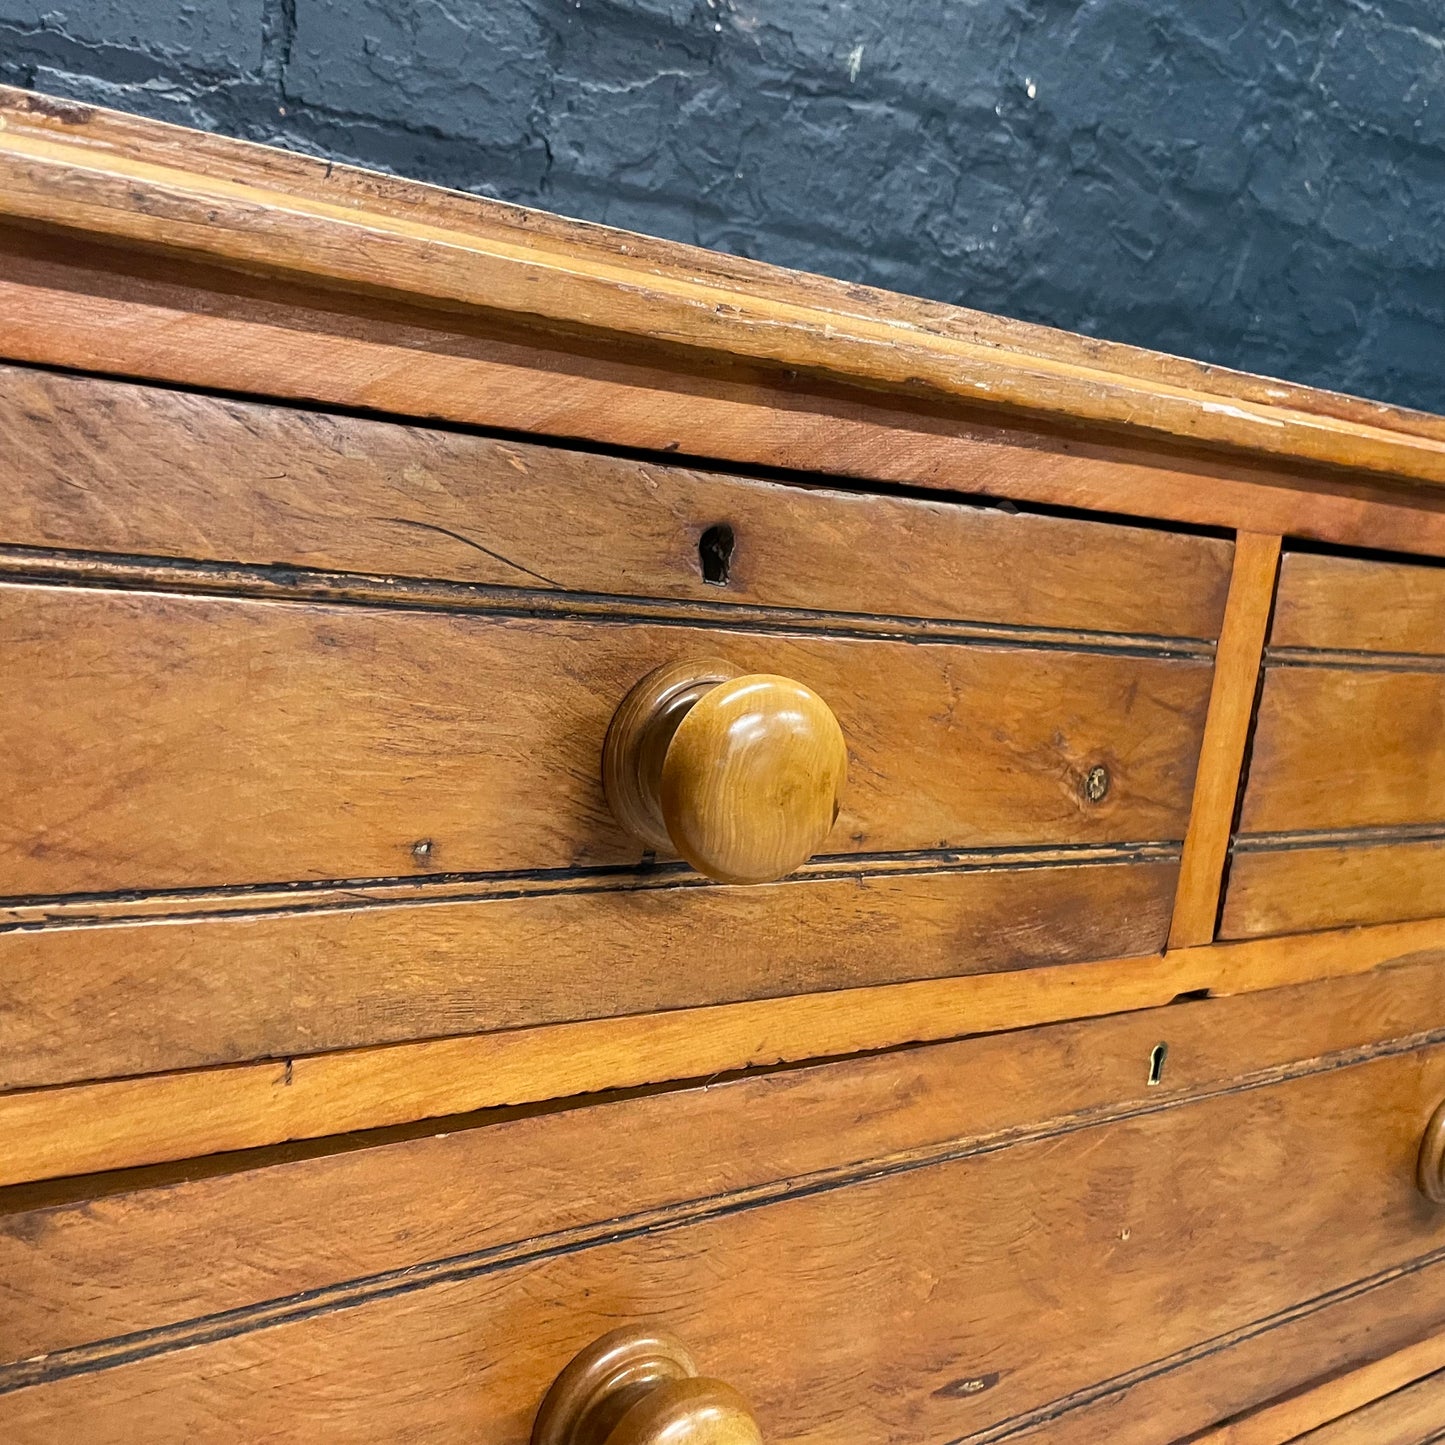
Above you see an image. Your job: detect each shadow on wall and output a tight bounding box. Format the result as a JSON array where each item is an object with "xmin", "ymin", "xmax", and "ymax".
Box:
[{"xmin": 2, "ymin": 0, "xmax": 1442, "ymax": 412}]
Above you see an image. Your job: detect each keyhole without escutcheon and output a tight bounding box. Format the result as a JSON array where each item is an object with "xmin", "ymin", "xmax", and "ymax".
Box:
[
  {"xmin": 1148, "ymin": 1042, "xmax": 1168, "ymax": 1086},
  {"xmin": 699, "ymin": 524, "xmax": 734, "ymax": 585}
]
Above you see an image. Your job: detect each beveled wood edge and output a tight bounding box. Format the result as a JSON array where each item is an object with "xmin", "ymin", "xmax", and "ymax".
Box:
[
  {"xmin": 1169, "ymin": 533, "xmax": 1282, "ymax": 947},
  {"xmin": 5, "ymin": 86, "xmax": 1445, "ymax": 455},
  {"xmin": 3, "ymin": 86, "xmax": 1445, "ymax": 489},
  {"xmin": 3, "ymin": 917, "xmax": 1443, "ymax": 1189},
  {"xmin": 1186, "ymin": 1327, "xmax": 1445, "ymax": 1444}
]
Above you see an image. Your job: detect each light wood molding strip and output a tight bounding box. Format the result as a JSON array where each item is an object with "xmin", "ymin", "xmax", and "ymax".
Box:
[
  {"xmin": 1188, "ymin": 1329, "xmax": 1445, "ymax": 1444},
  {"xmin": 1169, "ymin": 533, "xmax": 1282, "ymax": 947},
  {"xmin": 3, "ymin": 917, "xmax": 1443, "ymax": 1188},
  {"xmin": 4, "ymin": 87, "xmax": 1445, "ymax": 487}
]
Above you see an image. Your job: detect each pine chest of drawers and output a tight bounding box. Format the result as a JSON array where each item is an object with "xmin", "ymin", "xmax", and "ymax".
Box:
[{"xmin": 2, "ymin": 86, "xmax": 1444, "ymax": 1444}]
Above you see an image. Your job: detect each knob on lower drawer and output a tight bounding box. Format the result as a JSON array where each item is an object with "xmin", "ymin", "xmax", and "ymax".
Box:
[
  {"xmin": 603, "ymin": 659, "xmax": 847, "ymax": 885},
  {"xmin": 1419, "ymin": 1100, "xmax": 1445, "ymax": 1204},
  {"xmin": 532, "ymin": 1326, "xmax": 763, "ymax": 1445}
]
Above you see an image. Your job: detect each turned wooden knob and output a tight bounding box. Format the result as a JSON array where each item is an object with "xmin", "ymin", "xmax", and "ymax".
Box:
[
  {"xmin": 1419, "ymin": 1100, "xmax": 1445, "ymax": 1204},
  {"xmin": 603, "ymin": 659, "xmax": 847, "ymax": 885},
  {"xmin": 532, "ymin": 1326, "xmax": 763, "ymax": 1445}
]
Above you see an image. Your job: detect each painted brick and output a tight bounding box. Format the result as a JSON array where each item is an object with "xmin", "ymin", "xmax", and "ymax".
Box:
[
  {"xmin": 289, "ymin": 0, "xmax": 548, "ymax": 148},
  {"xmin": 0, "ymin": 0, "xmax": 265, "ymax": 69}
]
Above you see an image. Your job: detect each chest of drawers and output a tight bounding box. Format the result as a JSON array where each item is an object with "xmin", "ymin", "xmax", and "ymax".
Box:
[{"xmin": 1, "ymin": 85, "xmax": 1444, "ymax": 1443}]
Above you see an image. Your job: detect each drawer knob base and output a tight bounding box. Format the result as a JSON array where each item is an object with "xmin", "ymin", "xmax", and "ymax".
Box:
[
  {"xmin": 532, "ymin": 1326, "xmax": 763, "ymax": 1445},
  {"xmin": 1419, "ymin": 1099, "xmax": 1445, "ymax": 1204}
]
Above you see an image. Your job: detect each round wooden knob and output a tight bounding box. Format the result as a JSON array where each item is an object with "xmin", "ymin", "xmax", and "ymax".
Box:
[
  {"xmin": 1418, "ymin": 1099, "xmax": 1445, "ymax": 1204},
  {"xmin": 532, "ymin": 1326, "xmax": 763, "ymax": 1445},
  {"xmin": 603, "ymin": 660, "xmax": 847, "ymax": 885}
]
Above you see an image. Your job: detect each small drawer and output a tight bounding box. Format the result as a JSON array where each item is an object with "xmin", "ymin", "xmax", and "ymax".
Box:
[
  {"xmin": 1222, "ymin": 548, "xmax": 1445, "ymax": 938},
  {"xmin": 0, "ymin": 367, "xmax": 1231, "ymax": 1100},
  {"xmin": 4, "ymin": 960, "xmax": 1445, "ymax": 1443}
]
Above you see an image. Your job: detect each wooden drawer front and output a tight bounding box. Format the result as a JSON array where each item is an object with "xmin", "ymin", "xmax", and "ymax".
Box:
[
  {"xmin": 1, "ymin": 364, "xmax": 1232, "ymax": 640},
  {"xmin": 1223, "ymin": 550, "xmax": 1445, "ymax": 938},
  {"xmin": 0, "ymin": 368, "xmax": 1229, "ymax": 1095},
  {"xmin": 4, "ymin": 962, "xmax": 1445, "ymax": 1444}
]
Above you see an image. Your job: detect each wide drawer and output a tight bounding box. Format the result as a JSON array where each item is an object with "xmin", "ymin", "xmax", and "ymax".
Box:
[
  {"xmin": 1223, "ymin": 549, "xmax": 1445, "ymax": 938},
  {"xmin": 0, "ymin": 366, "xmax": 1229, "ymax": 1103},
  {"xmin": 4, "ymin": 959, "xmax": 1445, "ymax": 1443}
]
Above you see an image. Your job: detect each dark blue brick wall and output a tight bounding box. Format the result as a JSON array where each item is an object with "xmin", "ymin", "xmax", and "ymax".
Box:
[{"xmin": 3, "ymin": 1, "xmax": 1443, "ymax": 413}]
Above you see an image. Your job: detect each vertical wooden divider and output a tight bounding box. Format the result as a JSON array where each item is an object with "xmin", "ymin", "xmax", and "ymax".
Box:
[{"xmin": 1168, "ymin": 531, "xmax": 1283, "ymax": 949}]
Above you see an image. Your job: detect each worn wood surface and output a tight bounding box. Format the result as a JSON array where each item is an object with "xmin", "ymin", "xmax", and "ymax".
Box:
[
  {"xmin": 3, "ymin": 85, "xmax": 1445, "ymax": 457},
  {"xmin": 3, "ymin": 966, "xmax": 1444, "ymax": 1442},
  {"xmin": 1169, "ymin": 533, "xmax": 1281, "ymax": 948},
  {"xmin": 4, "ymin": 959, "xmax": 1442, "ymax": 1365},
  {"xmin": 1290, "ymin": 1369, "xmax": 1445, "ymax": 1443},
  {"xmin": 1021, "ymin": 1275, "xmax": 1445, "ymax": 1445},
  {"xmin": 1223, "ymin": 548, "xmax": 1445, "ymax": 938},
  {"xmin": 0, "ymin": 364, "xmax": 1236, "ymax": 641},
  {"xmin": 1223, "ymin": 837, "xmax": 1445, "ymax": 938},
  {"xmin": 3, "ymin": 920, "xmax": 1443, "ymax": 1187},
  {"xmin": 1192, "ymin": 1330, "xmax": 1445, "ymax": 1445},
  {"xmin": 7, "ymin": 229, "xmax": 1445, "ymax": 563},
  {"xmin": 7, "ymin": 79, "xmax": 1445, "ymax": 1445},
  {"xmin": 4, "ymin": 87, "xmax": 1445, "ymax": 489},
  {"xmin": 1272, "ymin": 551, "xmax": 1445, "ymax": 656},
  {"xmin": 0, "ymin": 856, "xmax": 1179, "ymax": 1092},
  {"xmin": 1237, "ymin": 667, "xmax": 1445, "ymax": 835},
  {"xmin": 0, "ymin": 585, "xmax": 1212, "ymax": 897}
]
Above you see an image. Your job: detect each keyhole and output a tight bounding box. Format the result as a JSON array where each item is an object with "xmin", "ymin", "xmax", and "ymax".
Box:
[
  {"xmin": 1148, "ymin": 1042, "xmax": 1168, "ymax": 1087},
  {"xmin": 699, "ymin": 524, "xmax": 734, "ymax": 585}
]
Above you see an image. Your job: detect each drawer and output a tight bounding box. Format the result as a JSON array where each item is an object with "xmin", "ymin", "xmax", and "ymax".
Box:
[
  {"xmin": 0, "ymin": 367, "xmax": 1230, "ymax": 1099},
  {"xmin": 1222, "ymin": 549, "xmax": 1445, "ymax": 938},
  {"xmin": 3, "ymin": 959, "xmax": 1445, "ymax": 1443}
]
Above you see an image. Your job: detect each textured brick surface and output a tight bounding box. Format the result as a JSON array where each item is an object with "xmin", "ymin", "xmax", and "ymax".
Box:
[
  {"xmin": 0, "ymin": 0, "xmax": 265, "ymax": 68},
  {"xmin": 3, "ymin": 0, "xmax": 1443, "ymax": 413}
]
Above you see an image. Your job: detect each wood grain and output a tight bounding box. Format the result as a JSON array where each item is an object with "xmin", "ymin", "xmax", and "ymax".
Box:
[
  {"xmin": 4, "ymin": 1023, "xmax": 1444, "ymax": 1441},
  {"xmin": 3, "ymin": 86, "xmax": 1445, "ymax": 486},
  {"xmin": 0, "ymin": 585, "xmax": 1213, "ymax": 897},
  {"xmin": 0, "ymin": 363, "xmax": 1235, "ymax": 641},
  {"xmin": 1237, "ymin": 667, "xmax": 1445, "ymax": 835},
  {"xmin": 1020, "ymin": 1279, "xmax": 1445, "ymax": 1445},
  {"xmin": 5, "ymin": 958, "xmax": 1443, "ymax": 1365},
  {"xmin": 1191, "ymin": 1331, "xmax": 1445, "ymax": 1445},
  {"xmin": 0, "ymin": 857, "xmax": 1179, "ymax": 1091},
  {"xmin": 1290, "ymin": 1370, "xmax": 1445, "ymax": 1443},
  {"xmin": 658, "ymin": 672, "xmax": 848, "ymax": 885},
  {"xmin": 1169, "ymin": 532, "xmax": 1281, "ymax": 947},
  {"xmin": 1272, "ymin": 551, "xmax": 1445, "ymax": 656},
  {"xmin": 6, "ymin": 228, "xmax": 1445, "ymax": 560},
  {"xmin": 1222, "ymin": 837, "xmax": 1445, "ymax": 938},
  {"xmin": 4, "ymin": 84, "xmax": 1445, "ymax": 457},
  {"xmin": 2, "ymin": 918, "xmax": 1443, "ymax": 1186},
  {"xmin": 1224, "ymin": 547, "xmax": 1445, "ymax": 937}
]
